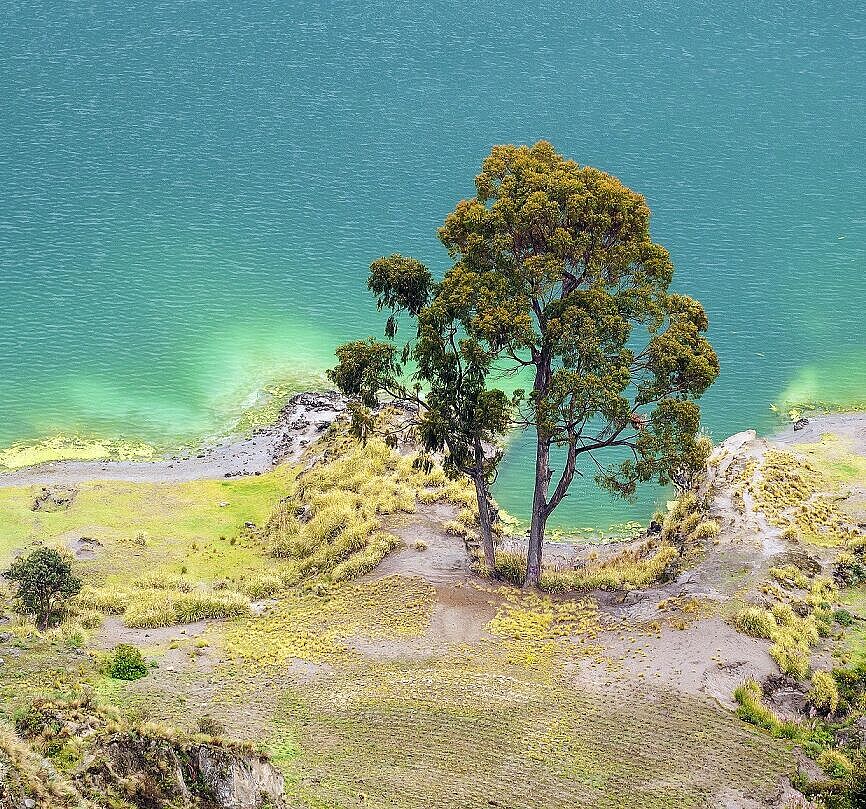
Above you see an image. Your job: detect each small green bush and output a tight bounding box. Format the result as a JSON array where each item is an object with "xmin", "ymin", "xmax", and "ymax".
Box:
[
  {"xmin": 834, "ymin": 608, "xmax": 855, "ymax": 627},
  {"xmin": 816, "ymin": 748, "xmax": 853, "ymax": 778},
  {"xmin": 108, "ymin": 644, "xmax": 148, "ymax": 681}
]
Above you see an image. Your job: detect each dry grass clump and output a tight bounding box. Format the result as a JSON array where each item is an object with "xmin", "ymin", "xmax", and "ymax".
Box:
[
  {"xmin": 753, "ymin": 450, "xmax": 859, "ymax": 546},
  {"xmin": 74, "ymin": 585, "xmax": 129, "ymax": 614},
  {"xmin": 130, "ymin": 572, "xmax": 194, "ymax": 592},
  {"xmin": 539, "ymin": 541, "xmax": 679, "ymax": 594},
  {"xmin": 221, "ymin": 575, "xmax": 434, "ymax": 667},
  {"xmin": 769, "ymin": 565, "xmax": 809, "ymax": 589},
  {"xmin": 809, "ymin": 670, "xmax": 839, "ymax": 714},
  {"xmin": 260, "ymin": 435, "xmax": 479, "ymax": 582},
  {"xmin": 124, "ymin": 589, "xmax": 250, "ymax": 628},
  {"xmin": 73, "ymin": 580, "xmax": 251, "ymax": 628},
  {"xmin": 0, "ymin": 720, "xmax": 79, "ymax": 806},
  {"xmin": 734, "ymin": 578, "xmax": 834, "ymax": 679},
  {"xmin": 487, "ymin": 592, "xmax": 599, "ymax": 643},
  {"xmin": 262, "ymin": 436, "xmax": 477, "ymax": 581},
  {"xmin": 734, "ymin": 679, "xmax": 799, "ymax": 739},
  {"xmin": 237, "ymin": 573, "xmax": 283, "ymax": 599}
]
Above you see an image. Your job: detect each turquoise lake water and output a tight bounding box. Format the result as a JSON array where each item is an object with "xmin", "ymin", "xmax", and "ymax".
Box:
[{"xmin": 1, "ymin": 2, "xmax": 864, "ymax": 530}]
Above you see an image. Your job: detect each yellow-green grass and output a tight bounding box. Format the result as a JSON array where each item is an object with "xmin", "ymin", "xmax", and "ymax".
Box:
[
  {"xmin": 0, "ymin": 464, "xmax": 300, "ymax": 582},
  {"xmin": 751, "ymin": 450, "xmax": 859, "ymax": 546},
  {"xmin": 794, "ymin": 434, "xmax": 866, "ymax": 486},
  {"xmin": 260, "ymin": 435, "xmax": 478, "ymax": 583},
  {"xmin": 217, "ymin": 575, "xmax": 435, "ymax": 668},
  {"xmin": 836, "ymin": 585, "xmax": 866, "ymax": 666}
]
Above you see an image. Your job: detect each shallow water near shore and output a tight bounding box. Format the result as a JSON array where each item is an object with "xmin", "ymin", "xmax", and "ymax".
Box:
[{"xmin": 1, "ymin": 1, "xmax": 864, "ymax": 529}]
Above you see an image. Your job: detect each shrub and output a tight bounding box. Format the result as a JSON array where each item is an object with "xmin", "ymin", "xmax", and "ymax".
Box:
[
  {"xmin": 816, "ymin": 748, "xmax": 853, "ymax": 778},
  {"xmin": 834, "ymin": 609, "xmax": 855, "ymax": 627},
  {"xmin": 691, "ymin": 519, "xmax": 720, "ymax": 540},
  {"xmin": 735, "ymin": 608, "xmax": 778, "ymax": 639},
  {"xmin": 810, "ymin": 670, "xmax": 839, "ymax": 714},
  {"xmin": 108, "ymin": 644, "xmax": 148, "ymax": 680},
  {"xmin": 3, "ymin": 547, "xmax": 82, "ymax": 630}
]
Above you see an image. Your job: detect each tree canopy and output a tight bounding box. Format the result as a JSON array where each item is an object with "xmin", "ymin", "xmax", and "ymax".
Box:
[
  {"xmin": 4, "ymin": 546, "xmax": 82, "ymax": 630},
  {"xmin": 331, "ymin": 141, "xmax": 719, "ymax": 586}
]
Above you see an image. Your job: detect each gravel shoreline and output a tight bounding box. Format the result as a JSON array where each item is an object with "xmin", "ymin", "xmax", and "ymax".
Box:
[{"xmin": 0, "ymin": 391, "xmax": 345, "ymax": 487}]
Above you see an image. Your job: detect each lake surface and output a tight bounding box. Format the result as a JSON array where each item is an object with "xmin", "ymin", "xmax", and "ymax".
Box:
[{"xmin": 1, "ymin": 1, "xmax": 864, "ymax": 530}]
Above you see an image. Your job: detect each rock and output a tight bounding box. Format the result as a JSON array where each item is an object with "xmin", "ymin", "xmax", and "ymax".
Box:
[
  {"xmin": 31, "ymin": 485, "xmax": 77, "ymax": 512},
  {"xmin": 0, "ymin": 632, "xmax": 11, "ymax": 642},
  {"xmin": 24, "ymin": 799, "xmax": 36, "ymax": 809},
  {"xmin": 793, "ymin": 417, "xmax": 810, "ymax": 431}
]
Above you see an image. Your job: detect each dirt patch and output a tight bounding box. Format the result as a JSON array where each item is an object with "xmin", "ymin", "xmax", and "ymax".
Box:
[
  {"xmin": 772, "ymin": 412, "xmax": 866, "ymax": 452},
  {"xmin": 32, "ymin": 485, "xmax": 77, "ymax": 511},
  {"xmin": 94, "ymin": 617, "xmax": 212, "ymax": 651},
  {"xmin": 67, "ymin": 534, "xmax": 103, "ymax": 560},
  {"xmin": 594, "ymin": 617, "xmax": 777, "ymax": 702},
  {"xmin": 373, "ymin": 503, "xmax": 471, "ymax": 586}
]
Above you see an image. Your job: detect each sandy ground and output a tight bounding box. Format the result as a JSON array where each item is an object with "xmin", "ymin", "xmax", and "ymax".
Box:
[
  {"xmin": 772, "ymin": 411, "xmax": 866, "ymax": 450},
  {"xmin": 0, "ymin": 391, "xmax": 345, "ymax": 487}
]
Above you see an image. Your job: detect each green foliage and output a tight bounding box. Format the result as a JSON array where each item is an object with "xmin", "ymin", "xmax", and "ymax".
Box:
[
  {"xmin": 817, "ymin": 748, "xmax": 853, "ymax": 779},
  {"xmin": 330, "ymin": 141, "xmax": 719, "ymax": 585},
  {"xmin": 3, "ymin": 547, "xmax": 82, "ymax": 630},
  {"xmin": 108, "ymin": 643, "xmax": 148, "ymax": 681},
  {"xmin": 733, "ymin": 679, "xmax": 801, "ymax": 739},
  {"xmin": 438, "ymin": 141, "xmax": 719, "ymax": 583}
]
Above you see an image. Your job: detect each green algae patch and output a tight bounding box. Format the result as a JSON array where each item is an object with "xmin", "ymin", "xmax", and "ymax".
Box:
[
  {"xmin": 230, "ymin": 378, "xmax": 325, "ymax": 436},
  {"xmin": 0, "ymin": 434, "xmax": 158, "ymax": 470}
]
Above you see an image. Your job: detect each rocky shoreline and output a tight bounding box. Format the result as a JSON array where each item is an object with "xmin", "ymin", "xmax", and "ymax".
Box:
[{"xmin": 0, "ymin": 391, "xmax": 346, "ymax": 488}]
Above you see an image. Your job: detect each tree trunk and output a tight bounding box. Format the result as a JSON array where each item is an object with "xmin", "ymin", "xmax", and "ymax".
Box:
[
  {"xmin": 525, "ymin": 439, "xmax": 550, "ymax": 588},
  {"xmin": 472, "ymin": 475, "xmax": 497, "ymax": 575}
]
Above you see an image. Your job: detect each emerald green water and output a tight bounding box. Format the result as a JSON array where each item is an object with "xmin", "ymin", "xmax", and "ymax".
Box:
[{"xmin": 1, "ymin": 2, "xmax": 864, "ymax": 529}]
